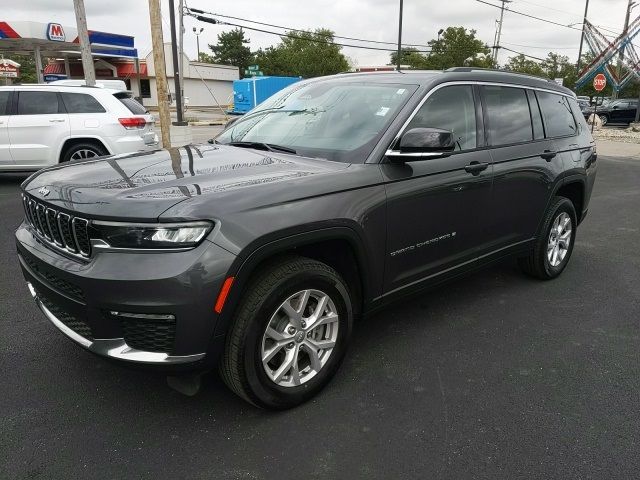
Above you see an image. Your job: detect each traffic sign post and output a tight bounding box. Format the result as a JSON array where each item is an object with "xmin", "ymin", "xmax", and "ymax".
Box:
[
  {"xmin": 592, "ymin": 74, "xmax": 607, "ymax": 133},
  {"xmin": 593, "ymin": 73, "xmax": 606, "ymax": 92}
]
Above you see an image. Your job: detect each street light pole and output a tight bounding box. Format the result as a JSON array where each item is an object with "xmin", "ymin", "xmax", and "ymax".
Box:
[
  {"xmin": 193, "ymin": 27, "xmax": 203, "ymax": 61},
  {"xmin": 168, "ymin": 0, "xmax": 184, "ymax": 124},
  {"xmin": 396, "ymin": 0, "xmax": 403, "ymax": 71},
  {"xmin": 576, "ymin": 0, "xmax": 590, "ymax": 75}
]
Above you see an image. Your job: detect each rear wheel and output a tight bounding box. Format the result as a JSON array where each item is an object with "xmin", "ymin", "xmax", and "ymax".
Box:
[
  {"xmin": 61, "ymin": 142, "xmax": 108, "ymax": 163},
  {"xmin": 220, "ymin": 255, "xmax": 353, "ymax": 409},
  {"xmin": 519, "ymin": 196, "xmax": 577, "ymax": 280}
]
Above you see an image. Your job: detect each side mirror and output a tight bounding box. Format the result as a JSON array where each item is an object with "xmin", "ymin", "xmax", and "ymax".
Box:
[
  {"xmin": 399, "ymin": 127, "xmax": 456, "ymax": 153},
  {"xmin": 612, "ymin": 105, "xmax": 619, "ymax": 110}
]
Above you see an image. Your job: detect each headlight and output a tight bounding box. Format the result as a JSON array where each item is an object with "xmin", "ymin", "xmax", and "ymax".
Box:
[{"xmin": 91, "ymin": 221, "xmax": 213, "ymax": 250}]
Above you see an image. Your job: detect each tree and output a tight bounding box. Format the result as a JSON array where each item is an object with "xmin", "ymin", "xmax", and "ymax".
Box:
[
  {"xmin": 255, "ymin": 29, "xmax": 350, "ymax": 78},
  {"xmin": 504, "ymin": 54, "xmax": 545, "ymax": 77},
  {"xmin": 390, "ymin": 47, "xmax": 428, "ymax": 69},
  {"xmin": 207, "ymin": 28, "xmax": 254, "ymax": 76},
  {"xmin": 425, "ymin": 27, "xmax": 492, "ymax": 69}
]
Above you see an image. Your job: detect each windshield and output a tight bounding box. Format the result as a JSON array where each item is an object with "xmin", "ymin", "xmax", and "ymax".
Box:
[{"xmin": 216, "ymin": 79, "xmax": 418, "ymax": 163}]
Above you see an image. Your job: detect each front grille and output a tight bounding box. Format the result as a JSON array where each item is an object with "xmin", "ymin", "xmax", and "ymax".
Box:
[
  {"xmin": 22, "ymin": 194, "xmax": 91, "ymax": 258},
  {"xmin": 119, "ymin": 316, "xmax": 176, "ymax": 353},
  {"xmin": 23, "ymin": 255, "xmax": 85, "ymax": 302},
  {"xmin": 38, "ymin": 291, "xmax": 93, "ymax": 339}
]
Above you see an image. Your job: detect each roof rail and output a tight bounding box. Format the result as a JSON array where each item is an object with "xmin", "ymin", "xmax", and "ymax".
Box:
[{"xmin": 446, "ymin": 67, "xmax": 556, "ymax": 83}]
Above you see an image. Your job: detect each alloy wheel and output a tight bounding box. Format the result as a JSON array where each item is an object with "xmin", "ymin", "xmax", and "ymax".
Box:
[
  {"xmin": 70, "ymin": 149, "xmax": 99, "ymax": 161},
  {"xmin": 260, "ymin": 289, "xmax": 339, "ymax": 387},
  {"xmin": 547, "ymin": 212, "xmax": 572, "ymax": 267}
]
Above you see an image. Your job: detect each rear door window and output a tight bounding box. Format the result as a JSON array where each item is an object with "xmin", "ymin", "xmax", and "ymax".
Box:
[
  {"xmin": 113, "ymin": 92, "xmax": 147, "ymax": 115},
  {"xmin": 17, "ymin": 91, "xmax": 61, "ymax": 115},
  {"xmin": 405, "ymin": 85, "xmax": 477, "ymax": 151},
  {"xmin": 537, "ymin": 91, "xmax": 577, "ymax": 137},
  {"xmin": 482, "ymin": 86, "xmax": 533, "ymax": 146},
  {"xmin": 0, "ymin": 91, "xmax": 11, "ymax": 115},
  {"xmin": 60, "ymin": 92, "xmax": 106, "ymax": 113}
]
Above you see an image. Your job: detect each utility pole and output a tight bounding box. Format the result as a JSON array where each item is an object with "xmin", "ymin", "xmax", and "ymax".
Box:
[
  {"xmin": 492, "ymin": 0, "xmax": 511, "ymax": 66},
  {"xmin": 148, "ymin": 0, "xmax": 171, "ymax": 147},
  {"xmin": 613, "ymin": 0, "xmax": 636, "ymax": 99},
  {"xmin": 396, "ymin": 0, "xmax": 403, "ymax": 71},
  {"xmin": 576, "ymin": 0, "xmax": 590, "ymax": 75},
  {"xmin": 168, "ymin": 0, "xmax": 185, "ymax": 124},
  {"xmin": 73, "ymin": 0, "xmax": 96, "ymax": 85}
]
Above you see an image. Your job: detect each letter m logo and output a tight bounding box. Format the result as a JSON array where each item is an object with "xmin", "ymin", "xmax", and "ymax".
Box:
[{"xmin": 47, "ymin": 23, "xmax": 65, "ymax": 42}]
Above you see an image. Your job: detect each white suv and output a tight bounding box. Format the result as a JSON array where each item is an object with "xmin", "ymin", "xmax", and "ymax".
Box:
[{"xmin": 0, "ymin": 85, "xmax": 158, "ymax": 171}]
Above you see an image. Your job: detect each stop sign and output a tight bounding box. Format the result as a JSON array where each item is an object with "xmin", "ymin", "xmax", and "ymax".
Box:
[{"xmin": 593, "ymin": 73, "xmax": 607, "ymax": 92}]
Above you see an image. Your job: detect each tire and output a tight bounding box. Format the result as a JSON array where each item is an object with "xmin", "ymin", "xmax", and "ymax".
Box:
[
  {"xmin": 61, "ymin": 142, "xmax": 108, "ymax": 163},
  {"xmin": 599, "ymin": 114, "xmax": 609, "ymax": 126},
  {"xmin": 518, "ymin": 196, "xmax": 577, "ymax": 280},
  {"xmin": 220, "ymin": 255, "xmax": 353, "ymax": 409}
]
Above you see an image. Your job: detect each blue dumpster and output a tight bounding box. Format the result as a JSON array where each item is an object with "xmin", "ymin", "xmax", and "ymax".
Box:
[{"xmin": 232, "ymin": 76, "xmax": 301, "ymax": 114}]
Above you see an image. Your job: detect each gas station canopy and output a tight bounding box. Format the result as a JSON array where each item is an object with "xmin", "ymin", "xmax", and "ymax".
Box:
[{"xmin": 0, "ymin": 21, "xmax": 137, "ymax": 58}]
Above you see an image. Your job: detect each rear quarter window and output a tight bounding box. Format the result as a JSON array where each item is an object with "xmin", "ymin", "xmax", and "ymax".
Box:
[
  {"xmin": 113, "ymin": 92, "xmax": 147, "ymax": 115},
  {"xmin": 537, "ymin": 91, "xmax": 577, "ymax": 137},
  {"xmin": 60, "ymin": 92, "xmax": 106, "ymax": 113}
]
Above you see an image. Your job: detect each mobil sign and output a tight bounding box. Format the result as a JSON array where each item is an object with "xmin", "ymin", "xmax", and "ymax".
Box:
[{"xmin": 47, "ymin": 23, "xmax": 65, "ymax": 42}]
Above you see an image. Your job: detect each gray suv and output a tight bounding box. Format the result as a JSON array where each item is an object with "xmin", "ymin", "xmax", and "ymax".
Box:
[{"xmin": 16, "ymin": 69, "xmax": 597, "ymax": 409}]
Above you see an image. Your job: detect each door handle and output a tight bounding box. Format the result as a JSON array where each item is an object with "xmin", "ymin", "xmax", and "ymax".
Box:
[
  {"xmin": 541, "ymin": 149, "xmax": 557, "ymax": 161},
  {"xmin": 464, "ymin": 161, "xmax": 489, "ymax": 175},
  {"xmin": 49, "ymin": 119, "xmax": 65, "ymax": 123}
]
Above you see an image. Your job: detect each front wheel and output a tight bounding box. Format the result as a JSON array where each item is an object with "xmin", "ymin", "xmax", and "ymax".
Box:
[
  {"xmin": 519, "ymin": 196, "xmax": 577, "ymax": 280},
  {"xmin": 599, "ymin": 114, "xmax": 609, "ymax": 126},
  {"xmin": 219, "ymin": 256, "xmax": 353, "ymax": 409}
]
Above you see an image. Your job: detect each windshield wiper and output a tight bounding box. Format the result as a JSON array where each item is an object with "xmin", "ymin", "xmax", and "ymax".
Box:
[{"xmin": 226, "ymin": 141, "xmax": 298, "ymax": 155}]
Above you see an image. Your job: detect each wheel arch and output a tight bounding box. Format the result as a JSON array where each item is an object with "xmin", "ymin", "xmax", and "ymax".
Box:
[
  {"xmin": 58, "ymin": 137, "xmax": 112, "ymax": 163},
  {"xmin": 554, "ymin": 175, "xmax": 586, "ymax": 224},
  {"xmin": 213, "ymin": 226, "xmax": 372, "ymax": 337}
]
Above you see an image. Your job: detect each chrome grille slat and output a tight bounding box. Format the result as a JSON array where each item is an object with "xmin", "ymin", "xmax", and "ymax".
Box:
[
  {"xmin": 72, "ymin": 218, "xmax": 91, "ymax": 256},
  {"xmin": 46, "ymin": 208, "xmax": 64, "ymax": 246},
  {"xmin": 21, "ymin": 194, "xmax": 91, "ymax": 259}
]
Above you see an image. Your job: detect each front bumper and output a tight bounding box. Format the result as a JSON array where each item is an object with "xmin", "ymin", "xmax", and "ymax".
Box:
[
  {"xmin": 16, "ymin": 223, "xmax": 236, "ymax": 369},
  {"xmin": 27, "ymin": 282, "xmax": 203, "ymax": 364}
]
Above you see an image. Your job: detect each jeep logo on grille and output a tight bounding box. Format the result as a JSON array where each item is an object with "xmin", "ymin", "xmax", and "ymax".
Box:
[{"xmin": 38, "ymin": 187, "xmax": 50, "ymax": 197}]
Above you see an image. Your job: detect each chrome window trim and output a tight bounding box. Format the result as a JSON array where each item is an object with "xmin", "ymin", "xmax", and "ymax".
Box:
[{"xmin": 386, "ymin": 80, "xmax": 577, "ymax": 159}]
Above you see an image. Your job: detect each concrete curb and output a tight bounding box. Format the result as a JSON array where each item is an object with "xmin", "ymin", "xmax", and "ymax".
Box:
[{"xmin": 188, "ymin": 121, "xmax": 229, "ymax": 126}]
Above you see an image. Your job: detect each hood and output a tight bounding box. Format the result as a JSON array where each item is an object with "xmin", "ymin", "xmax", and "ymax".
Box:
[{"xmin": 23, "ymin": 144, "xmax": 350, "ymax": 221}]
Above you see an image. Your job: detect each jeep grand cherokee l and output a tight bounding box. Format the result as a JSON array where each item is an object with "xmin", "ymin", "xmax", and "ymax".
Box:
[{"xmin": 16, "ymin": 69, "xmax": 597, "ymax": 409}]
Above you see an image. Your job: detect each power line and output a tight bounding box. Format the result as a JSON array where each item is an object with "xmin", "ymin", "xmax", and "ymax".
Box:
[
  {"xmin": 501, "ymin": 41, "xmax": 576, "ymax": 50},
  {"xmin": 501, "ymin": 46, "xmax": 548, "ymax": 62},
  {"xmin": 476, "ymin": 0, "xmax": 583, "ymax": 32},
  {"xmin": 191, "ymin": 9, "xmax": 433, "ymax": 49}
]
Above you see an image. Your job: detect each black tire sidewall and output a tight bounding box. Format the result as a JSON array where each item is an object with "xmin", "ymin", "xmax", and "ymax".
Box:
[
  {"xmin": 540, "ymin": 198, "xmax": 577, "ymax": 278},
  {"xmin": 62, "ymin": 143, "xmax": 107, "ymax": 163},
  {"xmin": 242, "ymin": 268, "xmax": 353, "ymax": 409}
]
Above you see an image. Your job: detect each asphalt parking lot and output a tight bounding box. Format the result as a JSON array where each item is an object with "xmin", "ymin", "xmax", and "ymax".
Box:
[{"xmin": 1, "ymin": 143, "xmax": 639, "ymax": 479}]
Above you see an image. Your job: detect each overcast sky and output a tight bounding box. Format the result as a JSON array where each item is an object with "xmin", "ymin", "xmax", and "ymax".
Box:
[{"xmin": 2, "ymin": 0, "xmax": 635, "ymax": 66}]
